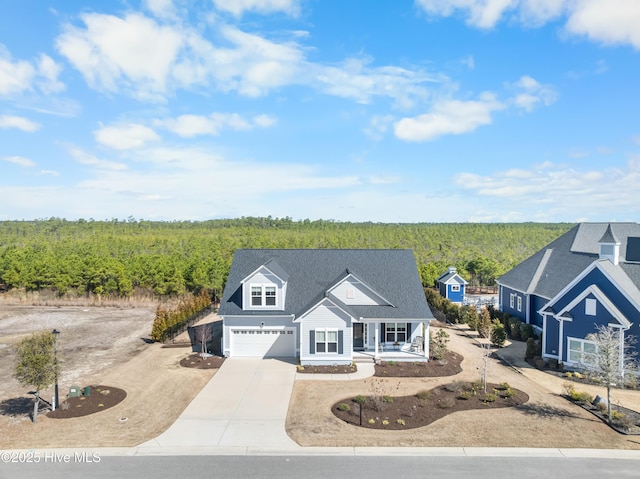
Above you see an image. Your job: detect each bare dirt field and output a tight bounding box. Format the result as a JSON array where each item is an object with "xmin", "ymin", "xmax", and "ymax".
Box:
[{"xmin": 0, "ymin": 305, "xmax": 217, "ymax": 448}]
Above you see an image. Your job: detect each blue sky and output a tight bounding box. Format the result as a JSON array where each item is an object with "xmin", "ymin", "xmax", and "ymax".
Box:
[{"xmin": 1, "ymin": 0, "xmax": 639, "ymax": 222}]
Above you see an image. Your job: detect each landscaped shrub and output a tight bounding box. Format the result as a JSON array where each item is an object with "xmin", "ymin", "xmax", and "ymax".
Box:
[
  {"xmin": 430, "ymin": 329, "xmax": 450, "ymax": 360},
  {"xmin": 568, "ymin": 389, "xmax": 593, "ymax": 403},
  {"xmin": 338, "ymin": 403, "xmax": 351, "ymax": 412},
  {"xmin": 353, "ymin": 395, "xmax": 366, "ymax": 405},
  {"xmin": 383, "ymin": 395, "xmax": 394, "ymax": 403},
  {"xmin": 477, "ymin": 308, "xmax": 492, "ymax": 338},
  {"xmin": 525, "ymin": 337, "xmax": 537, "ymax": 360},
  {"xmin": 461, "ymin": 305, "xmax": 479, "ymax": 331},
  {"xmin": 437, "ymin": 396, "xmax": 456, "ymax": 409},
  {"xmin": 458, "ymin": 391, "xmax": 472, "ymax": 400},
  {"xmin": 396, "ymin": 419, "xmax": 406, "ymax": 426},
  {"xmin": 416, "ymin": 389, "xmax": 431, "ymax": 401},
  {"xmin": 491, "ymin": 321, "xmax": 507, "ymax": 347},
  {"xmin": 508, "ymin": 318, "xmax": 522, "ymax": 340},
  {"xmin": 444, "ymin": 380, "xmax": 467, "ymax": 393},
  {"xmin": 484, "ymin": 392, "xmax": 497, "ymax": 403},
  {"xmin": 520, "ymin": 323, "xmax": 534, "ymax": 341}
]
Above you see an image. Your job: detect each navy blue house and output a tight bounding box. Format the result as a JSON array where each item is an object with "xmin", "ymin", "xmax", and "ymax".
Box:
[
  {"xmin": 497, "ymin": 223, "xmax": 640, "ymax": 368},
  {"xmin": 436, "ymin": 267, "xmax": 468, "ymax": 304}
]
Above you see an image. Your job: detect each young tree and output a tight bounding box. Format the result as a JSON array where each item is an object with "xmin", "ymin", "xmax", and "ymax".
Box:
[
  {"xmin": 195, "ymin": 322, "xmax": 214, "ymax": 357},
  {"xmin": 583, "ymin": 325, "xmax": 636, "ymax": 423},
  {"xmin": 14, "ymin": 331, "xmax": 59, "ymax": 423},
  {"xmin": 477, "ymin": 309, "xmax": 494, "ymax": 393}
]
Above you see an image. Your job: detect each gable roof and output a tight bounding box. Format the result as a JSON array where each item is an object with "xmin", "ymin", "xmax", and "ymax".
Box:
[
  {"xmin": 437, "ymin": 271, "xmax": 467, "ymax": 285},
  {"xmin": 498, "ymin": 222, "xmax": 640, "ymax": 300},
  {"xmin": 218, "ymin": 249, "xmax": 433, "ymax": 320}
]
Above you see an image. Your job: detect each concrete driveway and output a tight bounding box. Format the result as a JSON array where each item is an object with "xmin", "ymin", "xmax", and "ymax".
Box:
[{"xmin": 137, "ymin": 358, "xmax": 300, "ymax": 454}]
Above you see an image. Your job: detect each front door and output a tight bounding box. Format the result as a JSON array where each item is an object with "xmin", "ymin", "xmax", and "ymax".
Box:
[{"xmin": 353, "ymin": 323, "xmax": 364, "ymax": 350}]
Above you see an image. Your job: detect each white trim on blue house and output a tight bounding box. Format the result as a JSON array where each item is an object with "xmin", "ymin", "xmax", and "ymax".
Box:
[{"xmin": 555, "ymin": 284, "xmax": 631, "ymax": 329}]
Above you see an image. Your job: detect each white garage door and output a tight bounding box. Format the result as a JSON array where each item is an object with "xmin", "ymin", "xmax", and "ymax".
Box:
[{"xmin": 230, "ymin": 328, "xmax": 296, "ymax": 357}]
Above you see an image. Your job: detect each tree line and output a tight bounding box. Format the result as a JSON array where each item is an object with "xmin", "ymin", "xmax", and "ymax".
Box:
[{"xmin": 0, "ymin": 218, "xmax": 573, "ymax": 298}]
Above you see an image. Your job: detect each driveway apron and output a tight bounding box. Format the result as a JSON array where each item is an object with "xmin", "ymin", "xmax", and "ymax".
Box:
[{"xmin": 138, "ymin": 358, "xmax": 299, "ymax": 450}]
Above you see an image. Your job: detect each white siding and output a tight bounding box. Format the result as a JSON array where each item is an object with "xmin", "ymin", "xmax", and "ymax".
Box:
[
  {"xmin": 331, "ymin": 278, "xmax": 384, "ymax": 306},
  {"xmin": 299, "ymin": 301, "xmax": 353, "ymax": 366},
  {"xmin": 242, "ymin": 268, "xmax": 286, "ymax": 310}
]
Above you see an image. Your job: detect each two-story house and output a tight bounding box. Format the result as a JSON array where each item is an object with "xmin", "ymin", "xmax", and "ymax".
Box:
[
  {"xmin": 218, "ymin": 249, "xmax": 434, "ymax": 365},
  {"xmin": 497, "ymin": 223, "xmax": 640, "ymax": 368}
]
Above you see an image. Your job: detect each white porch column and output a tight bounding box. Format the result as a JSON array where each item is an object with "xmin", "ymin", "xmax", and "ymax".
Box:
[
  {"xmin": 374, "ymin": 324, "xmax": 379, "ymax": 357},
  {"xmin": 424, "ymin": 321, "xmax": 430, "ymax": 359}
]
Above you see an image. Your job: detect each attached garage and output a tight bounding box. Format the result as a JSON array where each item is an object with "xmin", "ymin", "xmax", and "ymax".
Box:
[{"xmin": 229, "ymin": 328, "xmax": 296, "ymax": 357}]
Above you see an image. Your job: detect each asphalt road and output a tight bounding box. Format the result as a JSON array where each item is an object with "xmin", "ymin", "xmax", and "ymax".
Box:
[{"xmin": 1, "ymin": 455, "xmax": 639, "ymax": 479}]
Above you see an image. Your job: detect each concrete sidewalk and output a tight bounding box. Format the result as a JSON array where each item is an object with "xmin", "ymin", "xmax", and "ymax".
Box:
[{"xmin": 137, "ymin": 358, "xmax": 300, "ymax": 454}]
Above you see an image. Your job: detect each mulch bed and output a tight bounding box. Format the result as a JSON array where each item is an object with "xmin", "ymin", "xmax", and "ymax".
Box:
[
  {"xmin": 565, "ymin": 397, "xmax": 640, "ymax": 435},
  {"xmin": 333, "ymin": 382, "xmax": 528, "ymax": 430},
  {"xmin": 297, "ymin": 364, "xmax": 358, "ymax": 374},
  {"xmin": 180, "ymin": 353, "xmax": 226, "ymax": 369},
  {"xmin": 48, "ymin": 386, "xmax": 126, "ymax": 419},
  {"xmin": 374, "ymin": 351, "xmax": 462, "ymax": 377}
]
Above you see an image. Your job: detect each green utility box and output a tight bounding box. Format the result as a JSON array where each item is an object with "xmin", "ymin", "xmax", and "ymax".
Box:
[
  {"xmin": 68, "ymin": 386, "xmax": 81, "ymax": 398},
  {"xmin": 83, "ymin": 386, "xmax": 91, "ymax": 396}
]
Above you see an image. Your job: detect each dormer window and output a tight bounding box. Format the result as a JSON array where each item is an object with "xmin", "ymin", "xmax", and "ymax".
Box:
[{"xmin": 251, "ymin": 285, "xmax": 277, "ymax": 307}]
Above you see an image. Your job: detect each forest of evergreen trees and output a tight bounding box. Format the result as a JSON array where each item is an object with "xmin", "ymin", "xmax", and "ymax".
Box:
[{"xmin": 0, "ymin": 217, "xmax": 573, "ymax": 299}]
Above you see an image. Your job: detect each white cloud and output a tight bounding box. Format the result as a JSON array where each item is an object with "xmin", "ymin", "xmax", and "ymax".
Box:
[
  {"xmin": 94, "ymin": 123, "xmax": 160, "ymax": 150},
  {"xmin": 56, "ymin": 13, "xmax": 183, "ymax": 101},
  {"xmin": 36, "ymin": 54, "xmax": 65, "ymax": 93},
  {"xmin": 0, "ymin": 46, "xmax": 65, "ymax": 97},
  {"xmin": 394, "ymin": 93, "xmax": 503, "ymax": 141},
  {"xmin": 2, "ymin": 156, "xmax": 36, "ymax": 167},
  {"xmin": 363, "ymin": 115, "xmax": 395, "ymax": 141},
  {"xmin": 39, "ymin": 169, "xmax": 60, "ymax": 177},
  {"xmin": 253, "ymin": 114, "xmax": 277, "ymax": 128},
  {"xmin": 0, "ymin": 46, "xmax": 36, "ymax": 95},
  {"xmin": 454, "ymin": 159, "xmax": 640, "ymax": 220},
  {"xmin": 509, "ymin": 75, "xmax": 557, "ymax": 111},
  {"xmin": 54, "ymin": 11, "xmax": 439, "ymax": 107},
  {"xmin": 565, "ymin": 0, "xmax": 640, "ymax": 49},
  {"xmin": 311, "ymin": 58, "xmax": 438, "ymax": 108},
  {"xmin": 416, "ymin": 0, "xmax": 518, "ymax": 29},
  {"xmin": 416, "ymin": 0, "xmax": 640, "ymax": 49},
  {"xmin": 144, "ymin": 0, "xmax": 176, "ymax": 19},
  {"xmin": 67, "ymin": 146, "xmax": 128, "ymax": 170},
  {"xmin": 212, "ymin": 0, "xmax": 301, "ymax": 17},
  {"xmin": 0, "ymin": 115, "xmax": 40, "ymax": 132},
  {"xmin": 156, "ymin": 112, "xmax": 276, "ymax": 137}
]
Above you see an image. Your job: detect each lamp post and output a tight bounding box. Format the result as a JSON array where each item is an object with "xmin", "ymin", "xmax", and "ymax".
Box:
[{"xmin": 52, "ymin": 329, "xmax": 60, "ymax": 410}]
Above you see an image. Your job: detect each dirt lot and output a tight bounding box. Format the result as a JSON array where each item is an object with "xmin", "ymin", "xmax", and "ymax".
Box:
[{"xmin": 0, "ymin": 305, "xmax": 217, "ymax": 448}]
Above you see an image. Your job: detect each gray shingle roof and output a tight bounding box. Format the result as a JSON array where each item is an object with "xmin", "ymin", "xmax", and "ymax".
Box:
[
  {"xmin": 219, "ymin": 249, "xmax": 433, "ymax": 320},
  {"xmin": 498, "ymin": 222, "xmax": 640, "ymax": 300}
]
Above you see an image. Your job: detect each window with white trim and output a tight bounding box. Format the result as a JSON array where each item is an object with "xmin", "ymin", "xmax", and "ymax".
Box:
[
  {"xmin": 315, "ymin": 329, "xmax": 338, "ymax": 353},
  {"xmin": 568, "ymin": 337, "xmax": 597, "ymax": 365},
  {"xmin": 386, "ymin": 322, "xmax": 407, "ymax": 343},
  {"xmin": 517, "ymin": 296, "xmax": 522, "ymax": 312},
  {"xmin": 585, "ymin": 298, "xmax": 596, "ymax": 316},
  {"xmin": 451, "ymin": 284, "xmax": 460, "ymax": 292},
  {"xmin": 249, "ymin": 284, "xmax": 277, "ymax": 307},
  {"xmin": 510, "ymin": 293, "xmax": 515, "ymax": 308}
]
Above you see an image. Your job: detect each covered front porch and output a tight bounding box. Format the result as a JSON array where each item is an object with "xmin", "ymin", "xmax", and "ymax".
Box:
[{"xmin": 352, "ymin": 319, "xmax": 430, "ymax": 361}]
